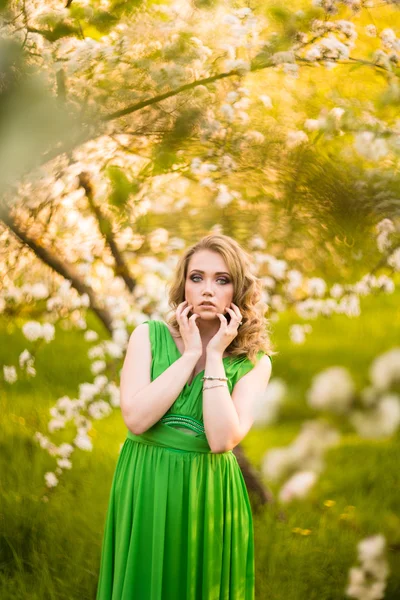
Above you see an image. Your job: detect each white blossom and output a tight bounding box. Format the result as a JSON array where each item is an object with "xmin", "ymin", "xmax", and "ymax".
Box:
[
  {"xmin": 330, "ymin": 283, "xmax": 344, "ymax": 298},
  {"xmin": 57, "ymin": 443, "xmax": 74, "ymax": 458},
  {"xmin": 388, "ymin": 247, "xmax": 400, "ymax": 271},
  {"xmin": 84, "ymin": 330, "xmax": 99, "ymax": 342},
  {"xmin": 104, "ymin": 340, "xmax": 124, "ymax": 358},
  {"xmin": 308, "ymin": 277, "xmax": 327, "ymax": 297},
  {"xmin": 42, "ymin": 323, "xmax": 55, "ymax": 342},
  {"xmin": 350, "ymin": 395, "xmax": 400, "ymax": 438},
  {"xmin": 19, "ymin": 349, "xmax": 32, "ymax": 368},
  {"xmin": 74, "ymin": 433, "xmax": 93, "ymax": 451},
  {"xmin": 48, "ymin": 418, "xmax": 66, "ymax": 433},
  {"xmin": 88, "ymin": 346, "xmax": 105, "ymax": 359},
  {"xmin": 30, "ymin": 283, "xmax": 49, "ymax": 299},
  {"xmin": 3, "ymin": 365, "xmax": 17, "ymax": 384},
  {"xmin": 369, "ymin": 348, "xmax": 400, "ymax": 391},
  {"xmin": 249, "ymin": 235, "xmax": 266, "ymax": 250},
  {"xmin": 307, "ymin": 367, "xmax": 355, "ymax": 413},
  {"xmin": 259, "ymin": 94, "xmax": 273, "ymax": 108},
  {"xmin": 107, "ymin": 382, "xmax": 121, "ymax": 407},
  {"xmin": 262, "ymin": 420, "xmax": 340, "ymax": 481},
  {"xmin": 279, "ymin": 470, "xmax": 317, "ymax": 503},
  {"xmin": 365, "ymin": 25, "xmax": 377, "ymax": 38},
  {"xmin": 22, "ymin": 321, "xmax": 43, "ymax": 341},
  {"xmin": 91, "ymin": 360, "xmax": 106, "ymax": 374},
  {"xmin": 290, "ymin": 324, "xmax": 312, "ymax": 344},
  {"xmin": 287, "ymin": 130, "xmax": 309, "ymax": 148},
  {"xmin": 268, "ymin": 258, "xmax": 288, "ymax": 280},
  {"xmin": 338, "ymin": 294, "xmax": 360, "ymax": 317},
  {"xmin": 45, "ymin": 472, "xmax": 59, "ymax": 488},
  {"xmin": 346, "ymin": 534, "xmax": 389, "ymax": 600},
  {"xmin": 79, "ymin": 382, "xmax": 98, "ymax": 402},
  {"xmin": 223, "ymin": 59, "xmax": 250, "ymax": 74},
  {"xmin": 215, "ymin": 184, "xmax": 234, "ymax": 207},
  {"xmin": 88, "ymin": 400, "xmax": 113, "ymax": 420},
  {"xmin": 57, "ymin": 458, "xmax": 72, "ymax": 469},
  {"xmin": 253, "ymin": 379, "xmax": 286, "ymax": 427},
  {"xmin": 304, "ymin": 118, "xmax": 325, "ymax": 131},
  {"xmin": 354, "ymin": 132, "xmax": 389, "ymax": 161}
]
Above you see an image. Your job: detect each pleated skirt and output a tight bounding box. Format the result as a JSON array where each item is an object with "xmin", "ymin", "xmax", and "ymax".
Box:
[{"xmin": 96, "ymin": 430, "xmax": 255, "ymax": 600}]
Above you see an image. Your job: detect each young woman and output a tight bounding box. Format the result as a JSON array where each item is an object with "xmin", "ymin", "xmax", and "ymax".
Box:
[{"xmin": 96, "ymin": 233, "xmax": 274, "ymax": 600}]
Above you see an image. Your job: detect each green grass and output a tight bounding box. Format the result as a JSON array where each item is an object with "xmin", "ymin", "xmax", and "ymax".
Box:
[{"xmin": 1, "ymin": 288, "xmax": 400, "ymax": 599}]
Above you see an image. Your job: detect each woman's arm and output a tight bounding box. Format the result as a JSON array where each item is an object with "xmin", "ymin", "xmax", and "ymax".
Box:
[
  {"xmin": 203, "ymin": 351, "xmax": 272, "ymax": 453},
  {"xmin": 120, "ymin": 323, "xmax": 201, "ymax": 434}
]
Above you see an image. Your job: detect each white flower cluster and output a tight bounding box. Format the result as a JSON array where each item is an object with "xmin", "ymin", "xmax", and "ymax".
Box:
[
  {"xmin": 370, "ymin": 348, "xmax": 400, "ymax": 392},
  {"xmin": 305, "ymin": 347, "xmax": 400, "ymax": 439},
  {"xmin": 278, "ymin": 471, "xmax": 317, "ymax": 504},
  {"xmin": 3, "ymin": 365, "xmax": 17, "ymax": 384},
  {"xmin": 380, "ymin": 28, "xmax": 400, "ymax": 52},
  {"xmin": 219, "ymin": 87, "xmax": 252, "ymax": 124},
  {"xmin": 354, "ymin": 132, "xmax": 389, "ymax": 161},
  {"xmin": 296, "ymin": 294, "xmax": 361, "ymax": 319},
  {"xmin": 346, "ymin": 535, "xmax": 390, "ymax": 600},
  {"xmin": 19, "ymin": 349, "xmax": 36, "ymax": 377},
  {"xmin": 387, "ymin": 247, "xmax": 400, "ymax": 271},
  {"xmin": 3, "ymin": 349, "xmax": 37, "ymax": 384},
  {"xmin": 307, "ymin": 367, "xmax": 356, "ymax": 413},
  {"xmin": 376, "ymin": 218, "xmax": 396, "ymax": 253},
  {"xmin": 269, "ymin": 50, "xmax": 299, "ymax": 77},
  {"xmin": 0, "ymin": 283, "xmax": 49, "ymax": 310},
  {"xmin": 305, "ymin": 19, "xmax": 357, "ymax": 63},
  {"xmin": 22, "ymin": 321, "xmax": 55, "ymax": 342},
  {"xmin": 34, "ymin": 432, "xmax": 74, "ymax": 488},
  {"xmin": 262, "ymin": 419, "xmax": 340, "ymax": 481},
  {"xmin": 286, "ymin": 130, "xmax": 309, "ymax": 148},
  {"xmin": 252, "ymin": 379, "xmax": 287, "ymax": 427},
  {"xmin": 46, "ymin": 280, "xmax": 90, "ymax": 313},
  {"xmin": 289, "ymin": 324, "xmax": 312, "ymax": 345},
  {"xmin": 350, "ymin": 394, "xmax": 400, "ymax": 438},
  {"xmin": 220, "ymin": 7, "xmax": 260, "ymax": 52},
  {"xmin": 304, "ymin": 107, "xmax": 345, "ymax": 132}
]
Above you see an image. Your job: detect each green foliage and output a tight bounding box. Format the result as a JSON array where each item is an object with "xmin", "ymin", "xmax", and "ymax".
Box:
[
  {"xmin": 107, "ymin": 166, "xmax": 139, "ymax": 209},
  {"xmin": 192, "ymin": 0, "xmax": 220, "ymax": 11},
  {"xmin": 108, "ymin": 0, "xmax": 146, "ymax": 17},
  {"xmin": 152, "ymin": 108, "xmax": 203, "ymax": 174}
]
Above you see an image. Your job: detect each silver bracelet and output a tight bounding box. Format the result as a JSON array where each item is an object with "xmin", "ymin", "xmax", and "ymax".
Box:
[
  {"xmin": 203, "ymin": 382, "xmax": 229, "ymax": 391},
  {"xmin": 201, "ymin": 375, "xmax": 228, "ymax": 382}
]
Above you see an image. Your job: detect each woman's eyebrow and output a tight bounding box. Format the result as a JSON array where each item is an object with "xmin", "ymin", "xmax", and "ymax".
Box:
[{"xmin": 189, "ymin": 270, "xmax": 231, "ymax": 276}]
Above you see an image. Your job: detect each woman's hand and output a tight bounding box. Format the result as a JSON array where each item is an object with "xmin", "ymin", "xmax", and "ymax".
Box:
[
  {"xmin": 176, "ymin": 300, "xmax": 202, "ymax": 357},
  {"xmin": 206, "ymin": 302, "xmax": 243, "ymax": 356}
]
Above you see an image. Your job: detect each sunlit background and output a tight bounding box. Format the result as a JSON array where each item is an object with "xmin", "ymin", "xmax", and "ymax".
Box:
[{"xmin": 1, "ymin": 0, "xmax": 400, "ymax": 598}]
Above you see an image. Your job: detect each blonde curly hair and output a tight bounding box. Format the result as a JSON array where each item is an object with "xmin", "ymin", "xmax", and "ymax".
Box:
[{"xmin": 166, "ymin": 233, "xmax": 276, "ymax": 364}]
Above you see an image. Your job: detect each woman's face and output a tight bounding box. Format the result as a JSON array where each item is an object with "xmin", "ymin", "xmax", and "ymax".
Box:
[{"xmin": 185, "ymin": 249, "xmax": 234, "ymax": 320}]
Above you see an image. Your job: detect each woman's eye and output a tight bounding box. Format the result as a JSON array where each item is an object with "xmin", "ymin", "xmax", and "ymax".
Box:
[{"xmin": 190, "ymin": 275, "xmax": 229, "ymax": 284}]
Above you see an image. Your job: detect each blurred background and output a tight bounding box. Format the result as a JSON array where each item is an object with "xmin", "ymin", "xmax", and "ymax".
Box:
[{"xmin": 1, "ymin": 0, "xmax": 400, "ymax": 598}]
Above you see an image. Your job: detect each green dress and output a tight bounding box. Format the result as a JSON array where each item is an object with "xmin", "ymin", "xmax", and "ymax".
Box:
[{"xmin": 96, "ymin": 319, "xmax": 270, "ymax": 600}]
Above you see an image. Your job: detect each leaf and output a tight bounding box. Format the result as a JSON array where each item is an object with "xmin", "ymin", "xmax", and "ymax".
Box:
[{"xmin": 107, "ymin": 166, "xmax": 134, "ymax": 209}]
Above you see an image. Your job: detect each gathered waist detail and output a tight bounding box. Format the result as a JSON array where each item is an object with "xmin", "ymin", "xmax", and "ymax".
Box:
[
  {"xmin": 159, "ymin": 413, "xmax": 205, "ymax": 435},
  {"xmin": 126, "ymin": 420, "xmax": 232, "ymax": 454}
]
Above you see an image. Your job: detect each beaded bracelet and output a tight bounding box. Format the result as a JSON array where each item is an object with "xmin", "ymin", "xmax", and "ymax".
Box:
[
  {"xmin": 201, "ymin": 375, "xmax": 228, "ymax": 382},
  {"xmin": 203, "ymin": 382, "xmax": 229, "ymax": 391}
]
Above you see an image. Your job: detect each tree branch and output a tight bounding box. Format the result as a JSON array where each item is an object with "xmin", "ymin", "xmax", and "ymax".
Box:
[
  {"xmin": 1, "ymin": 208, "xmax": 114, "ymax": 334},
  {"xmin": 78, "ymin": 171, "xmax": 137, "ymax": 293}
]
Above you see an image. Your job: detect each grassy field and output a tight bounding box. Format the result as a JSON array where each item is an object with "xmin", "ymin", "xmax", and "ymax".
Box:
[{"xmin": 1, "ymin": 287, "xmax": 399, "ymax": 599}]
